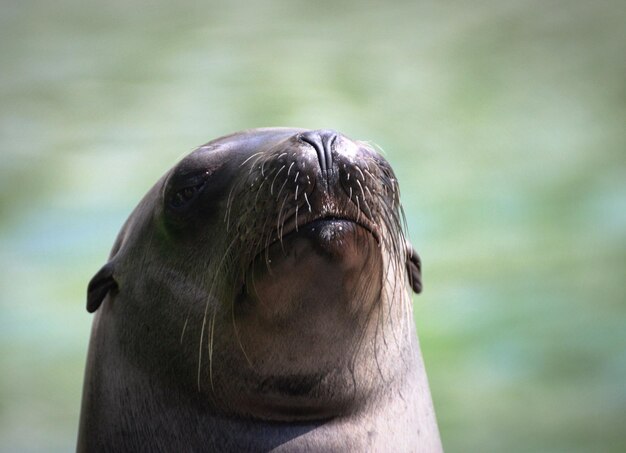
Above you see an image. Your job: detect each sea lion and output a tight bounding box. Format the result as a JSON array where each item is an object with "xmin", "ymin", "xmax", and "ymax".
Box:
[{"xmin": 77, "ymin": 128, "xmax": 442, "ymax": 452}]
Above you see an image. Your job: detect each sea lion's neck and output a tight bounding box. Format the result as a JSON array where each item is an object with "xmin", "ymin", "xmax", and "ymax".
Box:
[{"xmin": 78, "ymin": 308, "xmax": 441, "ymax": 452}]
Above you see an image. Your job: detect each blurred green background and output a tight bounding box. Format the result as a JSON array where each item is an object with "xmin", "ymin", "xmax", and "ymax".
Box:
[{"xmin": 1, "ymin": 0, "xmax": 625, "ymax": 451}]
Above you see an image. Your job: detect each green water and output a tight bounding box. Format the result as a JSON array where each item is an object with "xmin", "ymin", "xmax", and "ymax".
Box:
[{"xmin": 1, "ymin": 1, "xmax": 625, "ymax": 451}]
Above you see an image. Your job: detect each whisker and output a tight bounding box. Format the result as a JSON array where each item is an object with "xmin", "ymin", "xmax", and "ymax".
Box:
[
  {"xmin": 270, "ymin": 165, "xmax": 286, "ymax": 195},
  {"xmin": 240, "ymin": 151, "xmax": 264, "ymax": 167}
]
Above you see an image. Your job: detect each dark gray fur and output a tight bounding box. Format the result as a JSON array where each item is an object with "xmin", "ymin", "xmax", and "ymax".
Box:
[{"xmin": 77, "ymin": 128, "xmax": 442, "ymax": 452}]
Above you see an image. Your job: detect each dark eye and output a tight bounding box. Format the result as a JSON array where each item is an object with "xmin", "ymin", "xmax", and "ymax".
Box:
[{"xmin": 169, "ymin": 182, "xmax": 204, "ymax": 209}]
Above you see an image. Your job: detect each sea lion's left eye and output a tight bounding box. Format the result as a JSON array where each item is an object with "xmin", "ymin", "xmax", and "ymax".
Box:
[{"xmin": 170, "ymin": 182, "xmax": 205, "ymax": 208}]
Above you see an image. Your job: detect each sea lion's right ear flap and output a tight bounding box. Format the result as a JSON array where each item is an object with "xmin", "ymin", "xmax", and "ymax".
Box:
[
  {"xmin": 405, "ymin": 243, "xmax": 422, "ymax": 294},
  {"xmin": 87, "ymin": 262, "xmax": 118, "ymax": 313}
]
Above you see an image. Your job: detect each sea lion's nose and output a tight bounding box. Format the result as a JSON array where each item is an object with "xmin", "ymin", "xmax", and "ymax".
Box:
[{"xmin": 298, "ymin": 129, "xmax": 339, "ymax": 176}]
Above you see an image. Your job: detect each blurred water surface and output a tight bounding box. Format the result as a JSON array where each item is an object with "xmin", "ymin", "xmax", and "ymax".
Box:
[{"xmin": 1, "ymin": 0, "xmax": 625, "ymax": 451}]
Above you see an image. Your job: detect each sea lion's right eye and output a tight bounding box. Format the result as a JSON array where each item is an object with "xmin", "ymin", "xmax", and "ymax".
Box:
[{"xmin": 169, "ymin": 182, "xmax": 205, "ymax": 209}]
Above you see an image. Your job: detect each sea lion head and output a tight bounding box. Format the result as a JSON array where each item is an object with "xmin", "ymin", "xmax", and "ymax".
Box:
[{"xmin": 86, "ymin": 128, "xmax": 422, "ymax": 421}]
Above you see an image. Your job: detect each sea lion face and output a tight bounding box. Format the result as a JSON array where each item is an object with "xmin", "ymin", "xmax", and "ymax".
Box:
[{"xmin": 88, "ymin": 128, "xmax": 422, "ymax": 420}]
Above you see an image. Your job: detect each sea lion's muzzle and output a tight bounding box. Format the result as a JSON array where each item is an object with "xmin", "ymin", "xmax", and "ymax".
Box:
[
  {"xmin": 227, "ymin": 130, "xmax": 403, "ymax": 337},
  {"xmin": 227, "ymin": 129, "xmax": 397, "ymax": 264}
]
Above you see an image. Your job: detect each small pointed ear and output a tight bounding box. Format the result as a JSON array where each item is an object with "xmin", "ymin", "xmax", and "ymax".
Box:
[
  {"xmin": 405, "ymin": 242, "xmax": 422, "ymax": 294},
  {"xmin": 87, "ymin": 262, "xmax": 118, "ymax": 313}
]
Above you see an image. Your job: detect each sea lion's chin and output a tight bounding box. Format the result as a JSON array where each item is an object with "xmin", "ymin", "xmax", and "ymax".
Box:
[
  {"xmin": 229, "ymin": 219, "xmax": 383, "ymax": 398},
  {"xmin": 240, "ymin": 218, "xmax": 381, "ymax": 319}
]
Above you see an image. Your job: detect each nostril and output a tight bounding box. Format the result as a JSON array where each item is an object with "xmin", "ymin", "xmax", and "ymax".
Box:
[
  {"xmin": 299, "ymin": 132, "xmax": 326, "ymax": 174},
  {"xmin": 298, "ymin": 130, "xmax": 338, "ymax": 177}
]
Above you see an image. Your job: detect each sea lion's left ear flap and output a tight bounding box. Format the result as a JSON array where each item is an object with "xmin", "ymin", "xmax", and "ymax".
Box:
[
  {"xmin": 87, "ymin": 262, "xmax": 118, "ymax": 313},
  {"xmin": 405, "ymin": 242, "xmax": 422, "ymax": 294}
]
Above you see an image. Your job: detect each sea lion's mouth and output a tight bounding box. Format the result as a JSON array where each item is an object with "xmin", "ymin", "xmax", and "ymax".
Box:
[
  {"xmin": 241, "ymin": 210, "xmax": 380, "ymax": 287},
  {"xmin": 255, "ymin": 209, "xmax": 380, "ymax": 262},
  {"xmin": 273, "ymin": 213, "xmax": 379, "ymax": 245}
]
